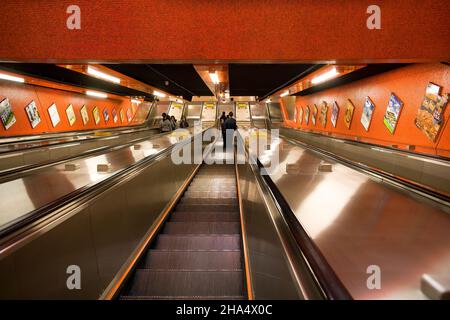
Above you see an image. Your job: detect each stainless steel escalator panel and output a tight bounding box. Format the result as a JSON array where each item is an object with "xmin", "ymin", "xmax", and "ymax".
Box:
[
  {"xmin": 250, "ymin": 129, "xmax": 450, "ymax": 299},
  {"xmin": 0, "ymin": 128, "xmax": 196, "ymax": 233}
]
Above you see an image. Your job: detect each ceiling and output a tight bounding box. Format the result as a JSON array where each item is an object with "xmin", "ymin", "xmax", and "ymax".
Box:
[
  {"xmin": 0, "ymin": 63, "xmax": 411, "ymax": 102},
  {"xmin": 0, "ymin": 63, "xmax": 154, "ymax": 100},
  {"xmin": 228, "ymin": 64, "xmax": 321, "ymax": 98},
  {"xmin": 106, "ymin": 64, "xmax": 212, "ymax": 101}
]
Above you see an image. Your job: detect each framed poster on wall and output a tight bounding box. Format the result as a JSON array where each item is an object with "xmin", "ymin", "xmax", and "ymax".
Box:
[
  {"xmin": 112, "ymin": 109, "xmax": 118, "ymax": 123},
  {"xmin": 344, "ymin": 99, "xmax": 355, "ymax": 129},
  {"xmin": 25, "ymin": 100, "xmax": 41, "ymax": 129},
  {"xmin": 201, "ymin": 102, "xmax": 217, "ymax": 121},
  {"xmin": 414, "ymin": 82, "xmax": 449, "ymax": 142},
  {"xmin": 168, "ymin": 102, "xmax": 184, "ymax": 120},
  {"xmin": 383, "ymin": 93, "xmax": 403, "ymax": 134},
  {"xmin": 80, "ymin": 105, "xmax": 89, "ymax": 125},
  {"xmin": 312, "ymin": 104, "xmax": 318, "ymax": 125},
  {"xmin": 319, "ymin": 101, "xmax": 328, "ymax": 127},
  {"xmin": 299, "ymin": 107, "xmax": 303, "ymax": 125},
  {"xmin": 361, "ymin": 97, "xmax": 375, "ymax": 131},
  {"xmin": 48, "ymin": 103, "xmax": 60, "ymax": 128},
  {"xmin": 66, "ymin": 104, "xmax": 76, "ymax": 126},
  {"xmin": 236, "ymin": 102, "xmax": 250, "ymax": 121},
  {"xmin": 103, "ymin": 108, "xmax": 109, "ymax": 123},
  {"xmin": 0, "ymin": 98, "xmax": 17, "ymax": 130},
  {"xmin": 126, "ymin": 108, "xmax": 133, "ymax": 122},
  {"xmin": 92, "ymin": 106, "xmax": 100, "ymax": 125},
  {"xmin": 331, "ymin": 101, "xmax": 339, "ymax": 128},
  {"xmin": 305, "ymin": 106, "xmax": 310, "ymax": 125},
  {"xmin": 120, "ymin": 109, "xmax": 125, "ymax": 123}
]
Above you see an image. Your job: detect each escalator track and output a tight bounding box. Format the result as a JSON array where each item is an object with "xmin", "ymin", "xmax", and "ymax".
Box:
[{"xmin": 120, "ymin": 164, "xmax": 246, "ymax": 300}]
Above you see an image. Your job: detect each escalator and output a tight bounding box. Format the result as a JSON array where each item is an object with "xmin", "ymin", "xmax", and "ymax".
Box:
[{"xmin": 120, "ymin": 164, "xmax": 246, "ymax": 300}]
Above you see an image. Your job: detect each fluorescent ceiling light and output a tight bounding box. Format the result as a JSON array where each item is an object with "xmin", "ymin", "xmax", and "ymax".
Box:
[
  {"xmin": 176, "ymin": 99, "xmax": 183, "ymax": 103},
  {"xmin": 266, "ymin": 98, "xmax": 272, "ymax": 103},
  {"xmin": 209, "ymin": 72, "xmax": 219, "ymax": 84},
  {"xmin": 311, "ymin": 67, "xmax": 339, "ymax": 85},
  {"xmin": 87, "ymin": 66, "xmax": 120, "ymax": 84},
  {"xmin": 131, "ymin": 99, "xmax": 142, "ymax": 104},
  {"xmin": 153, "ymin": 90, "xmax": 166, "ymax": 97},
  {"xmin": 280, "ymin": 91, "xmax": 289, "ymax": 97},
  {"xmin": 86, "ymin": 90, "xmax": 107, "ymax": 98},
  {"xmin": 0, "ymin": 73, "xmax": 25, "ymax": 83}
]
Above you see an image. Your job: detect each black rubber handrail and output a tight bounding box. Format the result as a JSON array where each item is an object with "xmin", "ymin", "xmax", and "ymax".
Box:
[
  {"xmin": 0, "ymin": 128, "xmax": 211, "ymax": 241},
  {"xmin": 278, "ymin": 125, "xmax": 450, "ymax": 162},
  {"xmin": 282, "ymin": 135, "xmax": 450, "ymax": 204},
  {"xmin": 256, "ymin": 158, "xmax": 353, "ymax": 300},
  {"xmin": 0, "ymin": 128, "xmax": 163, "ymax": 183}
]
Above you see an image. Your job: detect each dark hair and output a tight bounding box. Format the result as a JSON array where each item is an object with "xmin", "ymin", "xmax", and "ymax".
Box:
[{"xmin": 229, "ymin": 112, "xmax": 233, "ymax": 117}]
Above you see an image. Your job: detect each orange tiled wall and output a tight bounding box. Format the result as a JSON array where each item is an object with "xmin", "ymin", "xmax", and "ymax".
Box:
[
  {"xmin": 0, "ymin": 80, "xmax": 147, "ymax": 137},
  {"xmin": 281, "ymin": 63, "xmax": 450, "ymax": 157}
]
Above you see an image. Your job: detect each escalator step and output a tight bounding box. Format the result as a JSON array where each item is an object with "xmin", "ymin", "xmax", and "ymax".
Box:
[
  {"xmin": 125, "ymin": 270, "xmax": 243, "ymax": 297},
  {"xmin": 176, "ymin": 204, "xmax": 238, "ymax": 212},
  {"xmin": 179, "ymin": 198, "xmax": 236, "ymax": 205},
  {"xmin": 170, "ymin": 212, "xmax": 240, "ymax": 222},
  {"xmin": 154, "ymin": 235, "xmax": 241, "ymax": 250},
  {"xmin": 163, "ymin": 222, "xmax": 240, "ymax": 234},
  {"xmin": 184, "ymin": 191, "xmax": 237, "ymax": 198},
  {"xmin": 141, "ymin": 250, "xmax": 242, "ymax": 270}
]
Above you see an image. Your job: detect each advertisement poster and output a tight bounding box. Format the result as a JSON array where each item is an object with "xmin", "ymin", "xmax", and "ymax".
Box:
[
  {"xmin": 169, "ymin": 102, "xmax": 184, "ymax": 120},
  {"xmin": 25, "ymin": 100, "xmax": 41, "ymax": 128},
  {"xmin": 66, "ymin": 104, "xmax": 76, "ymax": 126},
  {"xmin": 92, "ymin": 106, "xmax": 100, "ymax": 125},
  {"xmin": 414, "ymin": 83, "xmax": 449, "ymax": 141},
  {"xmin": 236, "ymin": 102, "xmax": 250, "ymax": 121},
  {"xmin": 112, "ymin": 109, "xmax": 118, "ymax": 123},
  {"xmin": 126, "ymin": 108, "xmax": 133, "ymax": 122},
  {"xmin": 0, "ymin": 98, "xmax": 17, "ymax": 130},
  {"xmin": 120, "ymin": 109, "xmax": 125, "ymax": 123},
  {"xmin": 361, "ymin": 97, "xmax": 375, "ymax": 131},
  {"xmin": 383, "ymin": 93, "xmax": 403, "ymax": 134},
  {"xmin": 331, "ymin": 101, "xmax": 339, "ymax": 128},
  {"xmin": 201, "ymin": 102, "xmax": 216, "ymax": 121},
  {"xmin": 344, "ymin": 99, "xmax": 355, "ymax": 129},
  {"xmin": 299, "ymin": 107, "xmax": 303, "ymax": 125},
  {"xmin": 80, "ymin": 105, "xmax": 89, "ymax": 125},
  {"xmin": 312, "ymin": 104, "xmax": 318, "ymax": 125},
  {"xmin": 305, "ymin": 106, "xmax": 310, "ymax": 125},
  {"xmin": 319, "ymin": 101, "xmax": 328, "ymax": 127},
  {"xmin": 48, "ymin": 103, "xmax": 60, "ymax": 127},
  {"xmin": 103, "ymin": 108, "xmax": 109, "ymax": 123}
]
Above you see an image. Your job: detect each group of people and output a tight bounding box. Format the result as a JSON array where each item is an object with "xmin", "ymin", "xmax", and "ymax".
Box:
[{"xmin": 159, "ymin": 113, "xmax": 189, "ymax": 132}]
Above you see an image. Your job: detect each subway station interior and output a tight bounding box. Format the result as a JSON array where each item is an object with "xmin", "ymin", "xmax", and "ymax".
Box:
[{"xmin": 0, "ymin": 61, "xmax": 448, "ymax": 301}]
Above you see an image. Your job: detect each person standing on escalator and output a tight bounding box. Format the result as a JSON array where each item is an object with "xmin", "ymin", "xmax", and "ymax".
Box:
[
  {"xmin": 160, "ymin": 113, "xmax": 172, "ymax": 133},
  {"xmin": 224, "ymin": 112, "xmax": 237, "ymax": 150},
  {"xmin": 219, "ymin": 112, "xmax": 227, "ymax": 146}
]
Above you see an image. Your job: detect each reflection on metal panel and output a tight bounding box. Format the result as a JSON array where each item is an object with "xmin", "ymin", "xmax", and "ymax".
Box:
[
  {"xmin": 251, "ymin": 129, "xmax": 450, "ymax": 299},
  {"xmin": 267, "ymin": 102, "xmax": 283, "ymax": 122}
]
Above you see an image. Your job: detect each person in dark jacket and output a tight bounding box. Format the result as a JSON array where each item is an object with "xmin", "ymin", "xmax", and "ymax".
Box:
[
  {"xmin": 160, "ymin": 113, "xmax": 172, "ymax": 132},
  {"xmin": 179, "ymin": 116, "xmax": 189, "ymax": 128},
  {"xmin": 223, "ymin": 112, "xmax": 237, "ymax": 149},
  {"xmin": 219, "ymin": 112, "xmax": 227, "ymax": 145}
]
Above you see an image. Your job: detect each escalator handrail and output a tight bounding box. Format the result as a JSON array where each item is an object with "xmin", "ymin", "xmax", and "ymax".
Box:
[
  {"xmin": 256, "ymin": 158, "xmax": 353, "ymax": 300},
  {"xmin": 0, "ymin": 128, "xmax": 163, "ymax": 182},
  {"xmin": 0, "ymin": 127, "xmax": 212, "ymax": 244},
  {"xmin": 235, "ymin": 130, "xmax": 352, "ymax": 300}
]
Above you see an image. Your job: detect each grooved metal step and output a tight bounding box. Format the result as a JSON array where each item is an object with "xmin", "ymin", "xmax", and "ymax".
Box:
[
  {"xmin": 179, "ymin": 198, "xmax": 237, "ymax": 205},
  {"xmin": 163, "ymin": 222, "xmax": 240, "ymax": 234},
  {"xmin": 141, "ymin": 250, "xmax": 242, "ymax": 270},
  {"xmin": 154, "ymin": 235, "xmax": 241, "ymax": 250},
  {"xmin": 176, "ymin": 204, "xmax": 239, "ymax": 212},
  {"xmin": 171, "ymin": 211, "xmax": 240, "ymax": 222},
  {"xmin": 184, "ymin": 191, "xmax": 237, "ymax": 198},
  {"xmin": 126, "ymin": 270, "xmax": 243, "ymax": 297}
]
